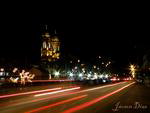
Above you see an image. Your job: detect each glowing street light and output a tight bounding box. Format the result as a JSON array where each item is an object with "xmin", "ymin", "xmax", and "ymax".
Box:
[
  {"xmin": 93, "ymin": 65, "xmax": 96, "ymax": 69},
  {"xmin": 100, "ymin": 75, "xmax": 103, "ymax": 78},
  {"xmin": 78, "ymin": 60, "xmax": 80, "ymax": 63},
  {"xmin": 87, "ymin": 74, "xmax": 91, "ymax": 77},
  {"xmin": 69, "ymin": 73, "xmax": 73, "ymax": 77},
  {"xmin": 79, "ymin": 73, "xmax": 83, "ymax": 77},
  {"xmin": 75, "ymin": 66, "xmax": 78, "ymax": 69},
  {"xmin": 0, "ymin": 68, "xmax": 4, "ymax": 72},
  {"xmin": 55, "ymin": 71, "xmax": 60, "ymax": 76},
  {"xmin": 105, "ymin": 74, "xmax": 108, "ymax": 78}
]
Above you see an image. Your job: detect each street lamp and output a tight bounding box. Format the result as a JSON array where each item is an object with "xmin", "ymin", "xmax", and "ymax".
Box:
[
  {"xmin": 93, "ymin": 65, "xmax": 96, "ymax": 69},
  {"xmin": 0, "ymin": 68, "xmax": 4, "ymax": 72},
  {"xmin": 69, "ymin": 73, "xmax": 73, "ymax": 77},
  {"xmin": 55, "ymin": 71, "xmax": 60, "ymax": 76},
  {"xmin": 78, "ymin": 60, "xmax": 80, "ymax": 63},
  {"xmin": 79, "ymin": 73, "xmax": 83, "ymax": 77}
]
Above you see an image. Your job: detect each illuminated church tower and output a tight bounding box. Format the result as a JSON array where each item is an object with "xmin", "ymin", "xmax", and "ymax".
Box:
[{"xmin": 41, "ymin": 25, "xmax": 60, "ymax": 62}]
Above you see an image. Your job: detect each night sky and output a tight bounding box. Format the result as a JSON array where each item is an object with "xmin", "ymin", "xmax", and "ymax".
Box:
[{"xmin": 0, "ymin": 4, "xmax": 149, "ymax": 71}]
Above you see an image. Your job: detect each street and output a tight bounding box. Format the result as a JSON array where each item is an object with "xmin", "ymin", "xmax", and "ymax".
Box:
[{"xmin": 0, "ymin": 81, "xmax": 150, "ymax": 113}]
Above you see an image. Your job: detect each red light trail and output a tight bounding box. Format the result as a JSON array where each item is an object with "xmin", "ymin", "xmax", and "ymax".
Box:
[
  {"xmin": 60, "ymin": 82, "xmax": 135, "ymax": 113},
  {"xmin": 24, "ymin": 95, "xmax": 87, "ymax": 113}
]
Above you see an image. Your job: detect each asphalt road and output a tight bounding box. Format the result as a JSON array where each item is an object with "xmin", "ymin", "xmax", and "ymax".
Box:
[{"xmin": 0, "ymin": 81, "xmax": 149, "ymax": 113}]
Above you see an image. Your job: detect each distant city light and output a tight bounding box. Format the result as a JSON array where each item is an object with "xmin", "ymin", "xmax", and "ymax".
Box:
[
  {"xmin": 69, "ymin": 73, "xmax": 73, "ymax": 77},
  {"xmin": 87, "ymin": 74, "xmax": 91, "ymax": 77},
  {"xmin": 81, "ymin": 64, "xmax": 85, "ymax": 66},
  {"xmin": 105, "ymin": 74, "xmax": 108, "ymax": 78},
  {"xmin": 78, "ymin": 60, "xmax": 80, "ymax": 63},
  {"xmin": 100, "ymin": 75, "xmax": 103, "ymax": 78},
  {"xmin": 75, "ymin": 66, "xmax": 78, "ymax": 69},
  {"xmin": 93, "ymin": 74, "xmax": 98, "ymax": 79},
  {"xmin": 0, "ymin": 68, "xmax": 4, "ymax": 72},
  {"xmin": 79, "ymin": 73, "xmax": 83, "ymax": 77},
  {"xmin": 102, "ymin": 79, "xmax": 106, "ymax": 83},
  {"xmin": 93, "ymin": 65, "xmax": 96, "ymax": 69},
  {"xmin": 55, "ymin": 72, "xmax": 60, "ymax": 76}
]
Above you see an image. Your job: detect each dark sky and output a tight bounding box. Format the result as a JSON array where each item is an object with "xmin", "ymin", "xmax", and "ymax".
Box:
[{"xmin": 0, "ymin": 4, "xmax": 149, "ymax": 71}]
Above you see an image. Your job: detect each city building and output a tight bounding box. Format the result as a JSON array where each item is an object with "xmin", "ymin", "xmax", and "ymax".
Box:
[{"xmin": 41, "ymin": 25, "xmax": 60, "ymax": 62}]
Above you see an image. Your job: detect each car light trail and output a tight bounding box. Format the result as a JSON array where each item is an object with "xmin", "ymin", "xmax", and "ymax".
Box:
[
  {"xmin": 1, "ymin": 90, "xmax": 88, "ymax": 108},
  {"xmin": 0, "ymin": 82, "xmax": 127, "ymax": 108},
  {"xmin": 34, "ymin": 87, "xmax": 81, "ymax": 97},
  {"xmin": 2, "ymin": 82, "xmax": 122, "ymax": 107},
  {"xmin": 0, "ymin": 91, "xmax": 83, "ymax": 107},
  {"xmin": 1, "ymin": 82, "xmax": 122, "ymax": 108},
  {"xmin": 0, "ymin": 87, "xmax": 62, "ymax": 99},
  {"xmin": 24, "ymin": 95, "xmax": 87, "ymax": 113},
  {"xmin": 34, "ymin": 82, "xmax": 125, "ymax": 97},
  {"xmin": 31, "ymin": 80, "xmax": 75, "ymax": 82},
  {"xmin": 60, "ymin": 82, "xmax": 135, "ymax": 113},
  {"xmin": 0, "ymin": 82, "xmax": 126, "ymax": 107},
  {"xmin": 76, "ymin": 82, "xmax": 126, "ymax": 94}
]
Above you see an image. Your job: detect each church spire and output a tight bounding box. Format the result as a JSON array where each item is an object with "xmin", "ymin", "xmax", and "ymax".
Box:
[
  {"xmin": 54, "ymin": 29, "xmax": 57, "ymax": 34},
  {"xmin": 45, "ymin": 25, "xmax": 48, "ymax": 31}
]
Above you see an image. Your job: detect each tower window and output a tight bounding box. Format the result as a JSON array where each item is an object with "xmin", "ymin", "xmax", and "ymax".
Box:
[
  {"xmin": 43, "ymin": 42, "xmax": 46, "ymax": 48},
  {"xmin": 48, "ymin": 42, "xmax": 51, "ymax": 48}
]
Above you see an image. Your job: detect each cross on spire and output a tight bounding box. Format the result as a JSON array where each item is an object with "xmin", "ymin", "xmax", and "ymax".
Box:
[
  {"xmin": 54, "ymin": 29, "xmax": 57, "ymax": 34},
  {"xmin": 45, "ymin": 25, "xmax": 48, "ymax": 30}
]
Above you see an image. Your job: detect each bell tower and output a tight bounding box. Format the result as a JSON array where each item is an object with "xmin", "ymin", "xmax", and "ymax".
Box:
[{"xmin": 41, "ymin": 25, "xmax": 60, "ymax": 62}]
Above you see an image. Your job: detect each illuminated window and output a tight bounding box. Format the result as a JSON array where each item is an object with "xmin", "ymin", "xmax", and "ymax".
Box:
[
  {"xmin": 45, "ymin": 33, "xmax": 50, "ymax": 37},
  {"xmin": 46, "ymin": 52, "xmax": 49, "ymax": 56},
  {"xmin": 0, "ymin": 72, "xmax": 4, "ymax": 76},
  {"xmin": 50, "ymin": 51, "xmax": 52, "ymax": 56},
  {"xmin": 48, "ymin": 42, "xmax": 51, "ymax": 48},
  {"xmin": 43, "ymin": 42, "xmax": 46, "ymax": 48},
  {"xmin": 57, "ymin": 47, "xmax": 60, "ymax": 51}
]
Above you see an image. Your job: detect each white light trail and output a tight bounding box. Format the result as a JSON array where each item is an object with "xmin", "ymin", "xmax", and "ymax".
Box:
[
  {"xmin": 34, "ymin": 87, "xmax": 81, "ymax": 97},
  {"xmin": 60, "ymin": 82, "xmax": 135, "ymax": 113},
  {"xmin": 0, "ymin": 87, "xmax": 62, "ymax": 99},
  {"xmin": 74, "ymin": 82, "xmax": 126, "ymax": 94}
]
